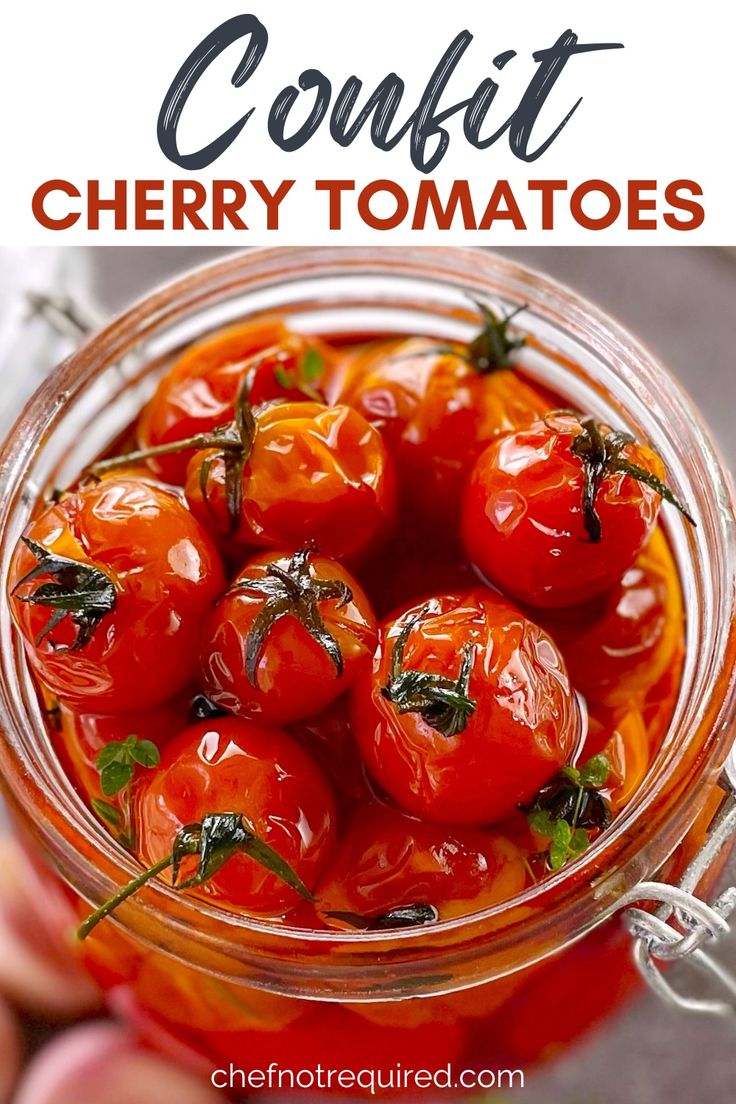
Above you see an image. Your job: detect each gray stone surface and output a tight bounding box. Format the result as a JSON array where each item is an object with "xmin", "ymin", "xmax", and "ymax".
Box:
[{"xmin": 1, "ymin": 246, "xmax": 735, "ymax": 1101}]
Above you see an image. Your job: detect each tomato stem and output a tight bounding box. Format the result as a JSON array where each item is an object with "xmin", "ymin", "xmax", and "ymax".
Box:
[
  {"xmin": 77, "ymin": 811, "xmax": 314, "ymax": 940},
  {"xmin": 382, "ymin": 606, "xmax": 477, "ymax": 738},
  {"xmin": 12, "ymin": 537, "xmax": 117, "ymax": 651},
  {"xmin": 78, "ymin": 855, "xmax": 173, "ymax": 940},
  {"xmin": 229, "ymin": 547, "xmax": 352, "ymax": 688},
  {"xmin": 570, "ymin": 415, "xmax": 695, "ymax": 543}
]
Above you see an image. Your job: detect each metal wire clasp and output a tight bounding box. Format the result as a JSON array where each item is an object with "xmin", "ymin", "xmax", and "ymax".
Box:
[{"xmin": 619, "ymin": 747, "xmax": 736, "ymax": 1018}]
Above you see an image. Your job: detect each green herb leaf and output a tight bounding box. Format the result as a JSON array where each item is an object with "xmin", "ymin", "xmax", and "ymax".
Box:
[
  {"xmin": 579, "ymin": 753, "xmax": 610, "ymax": 789},
  {"xmin": 95, "ymin": 736, "xmax": 161, "ymax": 798},
  {"xmin": 274, "ymin": 365, "xmax": 295, "ymax": 389},
  {"xmin": 129, "ymin": 740, "xmax": 160, "ymax": 769},
  {"xmin": 100, "ymin": 760, "xmax": 134, "ymax": 797},
  {"xmin": 527, "ymin": 809, "xmax": 556, "ymax": 838},
  {"xmin": 301, "ymin": 348, "xmax": 325, "ymax": 382}
]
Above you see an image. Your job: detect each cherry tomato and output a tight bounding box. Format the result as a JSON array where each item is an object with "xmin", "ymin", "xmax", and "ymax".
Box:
[
  {"xmin": 289, "ymin": 698, "xmax": 372, "ymax": 814},
  {"xmin": 200, "ymin": 548, "xmax": 378, "ymax": 725},
  {"xmin": 351, "ymin": 589, "xmax": 580, "ymax": 826},
  {"xmin": 185, "ymin": 400, "xmax": 397, "ymax": 560},
  {"xmin": 540, "ymin": 526, "xmax": 684, "ymax": 708},
  {"xmin": 317, "ymin": 802, "xmax": 529, "ymax": 928},
  {"xmin": 137, "ymin": 320, "xmax": 332, "ymax": 484},
  {"xmin": 338, "ymin": 315, "xmax": 547, "ymax": 522},
  {"xmin": 462, "ymin": 412, "xmax": 690, "ymax": 609},
  {"xmin": 9, "ymin": 478, "xmax": 226, "ymax": 712},
  {"xmin": 55, "ymin": 696, "xmax": 190, "ymax": 839},
  {"xmin": 134, "ymin": 717, "xmax": 336, "ymax": 916}
]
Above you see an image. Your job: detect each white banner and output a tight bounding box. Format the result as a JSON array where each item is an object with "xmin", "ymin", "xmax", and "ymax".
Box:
[{"xmin": 0, "ymin": 0, "xmax": 732, "ymax": 244}]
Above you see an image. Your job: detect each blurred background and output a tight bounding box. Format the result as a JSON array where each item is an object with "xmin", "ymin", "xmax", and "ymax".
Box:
[{"xmin": 0, "ymin": 246, "xmax": 734, "ymax": 1103}]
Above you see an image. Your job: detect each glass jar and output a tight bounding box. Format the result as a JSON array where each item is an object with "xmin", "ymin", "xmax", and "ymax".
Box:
[{"xmin": 0, "ymin": 247, "xmax": 734, "ymax": 1092}]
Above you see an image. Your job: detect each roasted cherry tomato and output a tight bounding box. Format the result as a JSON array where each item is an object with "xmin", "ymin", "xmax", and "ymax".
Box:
[
  {"xmin": 200, "ymin": 548, "xmax": 378, "ymax": 725},
  {"xmin": 351, "ymin": 589, "xmax": 580, "ymax": 826},
  {"xmin": 55, "ymin": 696, "xmax": 190, "ymax": 842},
  {"xmin": 317, "ymin": 802, "xmax": 530, "ymax": 928},
  {"xmin": 184, "ymin": 399, "xmax": 397, "ymax": 560},
  {"xmin": 462, "ymin": 412, "xmax": 693, "ymax": 609},
  {"xmin": 338, "ymin": 305, "xmax": 547, "ymax": 522},
  {"xmin": 137, "ymin": 319, "xmax": 332, "ymax": 484},
  {"xmin": 9, "ymin": 478, "xmax": 225, "ymax": 713},
  {"xmin": 134, "ymin": 717, "xmax": 336, "ymax": 916},
  {"xmin": 288, "ymin": 697, "xmax": 371, "ymax": 814},
  {"xmin": 540, "ymin": 527, "xmax": 684, "ymax": 709}
]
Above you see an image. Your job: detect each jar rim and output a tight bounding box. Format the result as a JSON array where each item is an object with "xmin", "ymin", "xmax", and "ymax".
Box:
[{"xmin": 0, "ymin": 246, "xmax": 734, "ymax": 991}]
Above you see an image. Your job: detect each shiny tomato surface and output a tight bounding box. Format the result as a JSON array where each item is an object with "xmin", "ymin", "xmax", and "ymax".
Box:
[
  {"xmin": 462, "ymin": 413, "xmax": 669, "ymax": 608},
  {"xmin": 9, "ymin": 478, "xmax": 225, "ymax": 712},
  {"xmin": 134, "ymin": 717, "xmax": 337, "ymax": 915},
  {"xmin": 352, "ymin": 589, "xmax": 580, "ymax": 825},
  {"xmin": 316, "ymin": 801, "xmax": 530, "ymax": 926},
  {"xmin": 8, "ymin": 314, "xmax": 693, "ymax": 1098},
  {"xmin": 186, "ymin": 401, "xmax": 397, "ymax": 560},
  {"xmin": 340, "ymin": 336, "xmax": 547, "ymax": 522},
  {"xmin": 137, "ymin": 319, "xmax": 290, "ymax": 484},
  {"xmin": 201, "ymin": 549, "xmax": 377, "ymax": 725}
]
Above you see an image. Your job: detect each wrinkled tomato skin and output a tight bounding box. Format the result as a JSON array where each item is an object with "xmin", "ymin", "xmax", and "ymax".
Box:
[
  {"xmin": 137, "ymin": 319, "xmax": 289, "ymax": 484},
  {"xmin": 200, "ymin": 551, "xmax": 378, "ymax": 725},
  {"xmin": 462, "ymin": 415, "xmax": 666, "ymax": 610},
  {"xmin": 137, "ymin": 322, "xmax": 333, "ymax": 485},
  {"xmin": 351, "ymin": 590, "xmax": 580, "ymax": 826},
  {"xmin": 339, "ymin": 338, "xmax": 548, "ymax": 523},
  {"xmin": 317, "ymin": 802, "xmax": 529, "ymax": 927},
  {"xmin": 134, "ymin": 718, "xmax": 337, "ymax": 916},
  {"xmin": 540, "ymin": 527, "xmax": 683, "ymax": 710},
  {"xmin": 8, "ymin": 479, "xmax": 226, "ymax": 713},
  {"xmin": 186, "ymin": 402, "xmax": 398, "ymax": 561}
]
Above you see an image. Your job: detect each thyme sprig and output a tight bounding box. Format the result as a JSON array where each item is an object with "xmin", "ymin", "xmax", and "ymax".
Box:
[
  {"xmin": 12, "ymin": 537, "xmax": 116, "ymax": 651},
  {"xmin": 381, "ymin": 607, "xmax": 477, "ymax": 739},
  {"xmin": 78, "ymin": 811, "xmax": 314, "ymax": 940},
  {"xmin": 229, "ymin": 547, "xmax": 352, "ymax": 688},
  {"xmin": 569, "ymin": 416, "xmax": 695, "ymax": 543},
  {"xmin": 525, "ymin": 753, "xmax": 612, "ymax": 872},
  {"xmin": 93, "ymin": 735, "xmax": 161, "ymax": 849}
]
